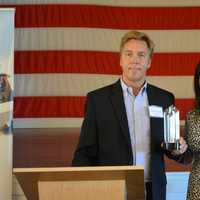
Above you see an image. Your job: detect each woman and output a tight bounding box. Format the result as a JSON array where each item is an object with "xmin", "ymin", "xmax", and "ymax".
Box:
[{"xmin": 186, "ymin": 62, "xmax": 200, "ymax": 200}]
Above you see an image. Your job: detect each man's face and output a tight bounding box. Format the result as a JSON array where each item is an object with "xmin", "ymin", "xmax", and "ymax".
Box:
[{"xmin": 120, "ymin": 39, "xmax": 151, "ymax": 84}]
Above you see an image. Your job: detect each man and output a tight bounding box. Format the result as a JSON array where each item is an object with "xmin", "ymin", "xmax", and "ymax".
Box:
[{"xmin": 72, "ymin": 31, "xmax": 189, "ymax": 200}]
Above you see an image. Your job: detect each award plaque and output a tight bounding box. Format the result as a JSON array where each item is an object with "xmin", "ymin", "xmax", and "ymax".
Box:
[{"xmin": 163, "ymin": 105, "xmax": 180, "ymax": 150}]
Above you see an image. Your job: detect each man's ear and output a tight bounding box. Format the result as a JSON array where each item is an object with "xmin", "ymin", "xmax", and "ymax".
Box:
[
  {"xmin": 119, "ymin": 52, "xmax": 123, "ymax": 68},
  {"xmin": 147, "ymin": 58, "xmax": 151, "ymax": 69}
]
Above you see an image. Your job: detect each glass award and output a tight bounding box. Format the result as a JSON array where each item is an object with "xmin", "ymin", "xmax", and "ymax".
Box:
[{"xmin": 163, "ymin": 105, "xmax": 180, "ymax": 150}]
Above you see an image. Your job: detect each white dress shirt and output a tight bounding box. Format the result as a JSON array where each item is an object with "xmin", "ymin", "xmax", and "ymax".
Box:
[{"xmin": 121, "ymin": 79, "xmax": 151, "ymax": 181}]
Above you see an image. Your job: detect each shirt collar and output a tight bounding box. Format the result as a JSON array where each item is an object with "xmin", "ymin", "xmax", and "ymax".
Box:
[{"xmin": 120, "ymin": 78, "xmax": 147, "ymax": 97}]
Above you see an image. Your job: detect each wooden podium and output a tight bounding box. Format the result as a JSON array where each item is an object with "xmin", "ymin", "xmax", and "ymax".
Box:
[{"xmin": 13, "ymin": 166, "xmax": 144, "ymax": 200}]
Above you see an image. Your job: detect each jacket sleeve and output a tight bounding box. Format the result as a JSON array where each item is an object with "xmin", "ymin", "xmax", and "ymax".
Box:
[{"xmin": 72, "ymin": 93, "xmax": 98, "ymax": 166}]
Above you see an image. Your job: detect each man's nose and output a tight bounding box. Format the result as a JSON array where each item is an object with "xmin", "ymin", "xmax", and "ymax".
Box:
[{"xmin": 130, "ymin": 54, "xmax": 140, "ymax": 63}]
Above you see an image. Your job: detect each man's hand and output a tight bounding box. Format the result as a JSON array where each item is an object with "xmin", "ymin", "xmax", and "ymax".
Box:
[{"xmin": 171, "ymin": 137, "xmax": 188, "ymax": 155}]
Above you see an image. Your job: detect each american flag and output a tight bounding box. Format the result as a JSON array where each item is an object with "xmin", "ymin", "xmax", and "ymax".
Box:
[{"xmin": 0, "ymin": 0, "xmax": 200, "ymax": 128}]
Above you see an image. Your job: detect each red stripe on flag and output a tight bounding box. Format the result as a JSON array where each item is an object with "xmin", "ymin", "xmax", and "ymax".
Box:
[
  {"xmin": 176, "ymin": 98, "xmax": 195, "ymax": 120},
  {"xmin": 1, "ymin": 4, "xmax": 200, "ymax": 29},
  {"xmin": 14, "ymin": 51, "xmax": 120, "ymax": 75},
  {"xmin": 15, "ymin": 51, "xmax": 199, "ymax": 75},
  {"xmin": 14, "ymin": 96, "xmax": 194, "ymax": 120},
  {"xmin": 14, "ymin": 96, "xmax": 85, "ymax": 118}
]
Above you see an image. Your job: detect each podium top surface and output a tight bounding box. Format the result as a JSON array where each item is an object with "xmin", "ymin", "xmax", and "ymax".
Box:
[{"xmin": 13, "ymin": 165, "xmax": 144, "ymax": 173}]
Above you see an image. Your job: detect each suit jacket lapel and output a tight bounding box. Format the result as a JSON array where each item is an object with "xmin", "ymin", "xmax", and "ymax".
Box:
[
  {"xmin": 146, "ymin": 84, "xmax": 157, "ymax": 106},
  {"xmin": 146, "ymin": 84, "xmax": 164, "ymax": 150},
  {"xmin": 109, "ymin": 80, "xmax": 131, "ymax": 147}
]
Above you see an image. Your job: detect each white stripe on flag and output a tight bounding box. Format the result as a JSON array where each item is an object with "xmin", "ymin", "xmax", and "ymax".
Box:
[
  {"xmin": 13, "ymin": 118, "xmax": 83, "ymax": 128},
  {"xmin": 15, "ymin": 28, "xmax": 200, "ymax": 52},
  {"xmin": 13, "ymin": 118, "xmax": 186, "ymax": 129},
  {"xmin": 15, "ymin": 74, "xmax": 194, "ymax": 98}
]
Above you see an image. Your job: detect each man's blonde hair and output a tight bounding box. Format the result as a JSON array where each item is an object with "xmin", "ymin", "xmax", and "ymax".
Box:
[{"xmin": 120, "ymin": 31, "xmax": 155, "ymax": 58}]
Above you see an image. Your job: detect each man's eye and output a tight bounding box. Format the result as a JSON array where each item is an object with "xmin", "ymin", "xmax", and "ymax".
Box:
[
  {"xmin": 138, "ymin": 53, "xmax": 145, "ymax": 57},
  {"xmin": 125, "ymin": 52, "xmax": 132, "ymax": 57}
]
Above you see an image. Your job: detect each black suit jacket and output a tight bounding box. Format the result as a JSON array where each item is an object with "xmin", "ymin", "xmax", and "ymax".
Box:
[{"xmin": 72, "ymin": 80, "xmax": 179, "ymax": 200}]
